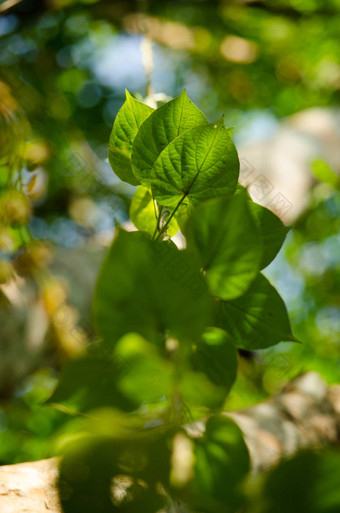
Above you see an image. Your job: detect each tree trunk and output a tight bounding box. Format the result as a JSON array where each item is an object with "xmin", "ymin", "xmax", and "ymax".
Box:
[{"xmin": 1, "ymin": 372, "xmax": 339, "ymax": 513}]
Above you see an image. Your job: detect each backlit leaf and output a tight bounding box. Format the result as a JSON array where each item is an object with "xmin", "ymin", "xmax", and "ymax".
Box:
[
  {"xmin": 129, "ymin": 185, "xmax": 179, "ymax": 236},
  {"xmin": 132, "ymin": 90, "xmax": 207, "ymax": 185},
  {"xmin": 109, "ymin": 90, "xmax": 154, "ymax": 185},
  {"xmin": 151, "ymin": 120, "xmax": 239, "ymax": 208}
]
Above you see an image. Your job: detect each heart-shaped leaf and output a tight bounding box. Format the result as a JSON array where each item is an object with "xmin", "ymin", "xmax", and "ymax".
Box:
[
  {"xmin": 185, "ymin": 192, "xmax": 261, "ymax": 300},
  {"xmin": 214, "ymin": 273, "xmax": 299, "ymax": 350},
  {"xmin": 132, "ymin": 89, "xmax": 207, "ymax": 185},
  {"xmin": 151, "ymin": 120, "xmax": 239, "ymax": 208},
  {"xmin": 248, "ymin": 199, "xmax": 289, "ymax": 269}
]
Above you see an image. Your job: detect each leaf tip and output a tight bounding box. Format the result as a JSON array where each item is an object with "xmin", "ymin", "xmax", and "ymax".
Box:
[
  {"xmin": 213, "ymin": 115, "xmax": 224, "ymax": 129},
  {"xmin": 179, "ymin": 88, "xmax": 188, "ymax": 100},
  {"xmin": 290, "ymin": 334, "xmax": 303, "ymax": 344}
]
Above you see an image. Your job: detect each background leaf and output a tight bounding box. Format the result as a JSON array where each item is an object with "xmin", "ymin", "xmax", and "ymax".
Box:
[
  {"xmin": 59, "ymin": 426, "xmax": 172, "ymax": 513},
  {"xmin": 192, "ymin": 328, "xmax": 237, "ymax": 397},
  {"xmin": 93, "ymin": 230, "xmax": 212, "ymax": 346},
  {"xmin": 248, "ymin": 450, "xmax": 340, "ymax": 513},
  {"xmin": 114, "ymin": 333, "xmax": 172, "ymax": 405},
  {"xmin": 180, "ymin": 328, "xmax": 238, "ymax": 415},
  {"xmin": 48, "ymin": 347, "xmax": 135, "ymax": 413},
  {"xmin": 178, "ymin": 416, "xmax": 250, "ymax": 513}
]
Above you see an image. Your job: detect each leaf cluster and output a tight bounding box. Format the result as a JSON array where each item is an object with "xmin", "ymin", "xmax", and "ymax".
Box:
[{"xmin": 53, "ymin": 90, "xmax": 297, "ymax": 513}]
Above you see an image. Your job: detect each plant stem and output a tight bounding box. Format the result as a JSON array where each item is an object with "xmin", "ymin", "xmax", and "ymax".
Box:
[
  {"xmin": 152, "ymin": 194, "xmax": 159, "ymax": 219},
  {"xmin": 152, "ymin": 205, "xmax": 163, "ymax": 240},
  {"xmin": 155, "ymin": 193, "xmax": 187, "ymax": 241}
]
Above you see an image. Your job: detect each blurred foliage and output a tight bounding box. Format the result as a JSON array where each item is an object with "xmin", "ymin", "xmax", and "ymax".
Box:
[
  {"xmin": 0, "ymin": 4, "xmax": 339, "ymax": 509},
  {"xmin": 0, "ymin": 0, "xmax": 340, "ymax": 247},
  {"xmin": 245, "ymin": 448, "xmax": 340, "ymax": 513}
]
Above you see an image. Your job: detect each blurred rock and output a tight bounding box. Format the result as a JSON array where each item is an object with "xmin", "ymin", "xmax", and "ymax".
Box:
[{"xmin": 239, "ymin": 107, "xmax": 340, "ymax": 223}]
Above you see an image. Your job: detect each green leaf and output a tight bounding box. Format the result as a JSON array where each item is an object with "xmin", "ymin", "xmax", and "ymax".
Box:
[
  {"xmin": 174, "ymin": 201, "xmax": 194, "ymax": 232},
  {"xmin": 181, "ymin": 370, "xmax": 228, "ymax": 414},
  {"xmin": 253, "ymin": 450, "xmax": 340, "ymax": 513},
  {"xmin": 114, "ymin": 333, "xmax": 172, "ymax": 404},
  {"xmin": 248, "ymin": 199, "xmax": 289, "ymax": 269},
  {"xmin": 311, "ymin": 159, "xmax": 339, "ymax": 189},
  {"xmin": 192, "ymin": 328, "xmax": 237, "ymax": 397},
  {"xmin": 179, "ymin": 416, "xmax": 249, "ymax": 513},
  {"xmin": 129, "ymin": 185, "xmax": 179, "ymax": 236},
  {"xmin": 180, "ymin": 329, "xmax": 238, "ymax": 414},
  {"xmin": 131, "ymin": 90, "xmax": 207, "ymax": 185},
  {"xmin": 47, "ymin": 346, "xmax": 135, "ymax": 413},
  {"xmin": 59, "ymin": 426, "xmax": 172, "ymax": 513},
  {"xmin": 185, "ymin": 192, "xmax": 261, "ymax": 300},
  {"xmin": 93, "ymin": 230, "xmax": 212, "ymax": 346},
  {"xmin": 151, "ymin": 121, "xmax": 239, "ymax": 208},
  {"xmin": 214, "ymin": 273, "xmax": 298, "ymax": 350},
  {"xmin": 108, "ymin": 90, "xmax": 154, "ymax": 186}
]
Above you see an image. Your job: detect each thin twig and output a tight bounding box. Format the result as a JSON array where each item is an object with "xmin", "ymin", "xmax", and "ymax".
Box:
[{"xmin": 0, "ymin": 0, "xmax": 23, "ymax": 13}]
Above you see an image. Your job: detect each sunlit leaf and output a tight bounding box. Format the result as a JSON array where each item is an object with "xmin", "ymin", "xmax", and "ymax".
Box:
[
  {"xmin": 131, "ymin": 89, "xmax": 207, "ymax": 185},
  {"xmin": 151, "ymin": 120, "xmax": 239, "ymax": 208},
  {"xmin": 109, "ymin": 90, "xmax": 154, "ymax": 185},
  {"xmin": 129, "ymin": 185, "xmax": 179, "ymax": 236}
]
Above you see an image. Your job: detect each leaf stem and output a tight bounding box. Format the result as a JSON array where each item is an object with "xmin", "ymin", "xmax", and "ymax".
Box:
[
  {"xmin": 152, "ymin": 195, "xmax": 159, "ymax": 219},
  {"xmin": 152, "ymin": 205, "xmax": 164, "ymax": 240},
  {"xmin": 155, "ymin": 193, "xmax": 187, "ymax": 241}
]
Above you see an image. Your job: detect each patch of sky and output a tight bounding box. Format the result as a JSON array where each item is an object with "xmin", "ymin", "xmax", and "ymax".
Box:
[
  {"xmin": 264, "ymin": 232, "xmax": 305, "ymax": 311},
  {"xmin": 234, "ymin": 109, "xmax": 280, "ymax": 145},
  {"xmin": 0, "ymin": 15, "xmax": 18, "ymax": 37}
]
